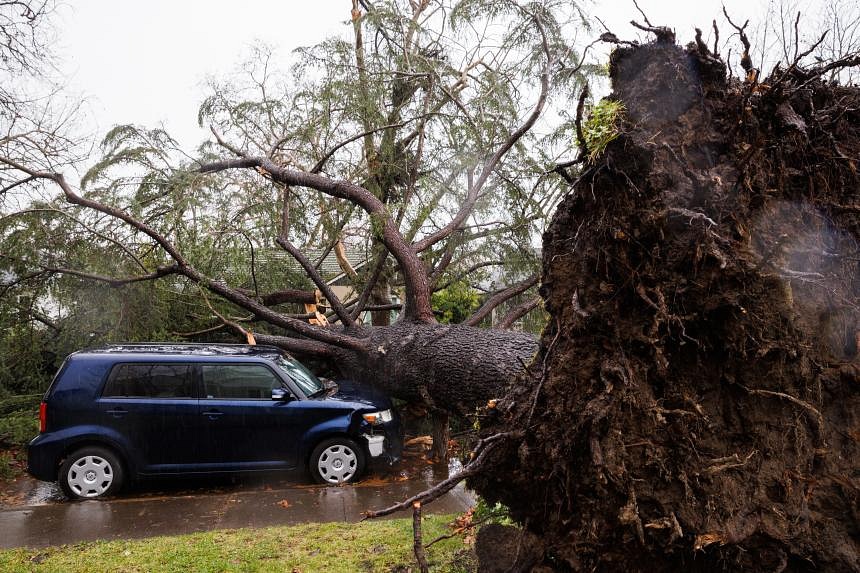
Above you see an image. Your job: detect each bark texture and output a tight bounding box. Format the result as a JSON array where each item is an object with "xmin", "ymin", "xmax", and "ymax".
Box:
[
  {"xmin": 334, "ymin": 322, "xmax": 538, "ymax": 415},
  {"xmin": 472, "ymin": 40, "xmax": 860, "ymax": 572}
]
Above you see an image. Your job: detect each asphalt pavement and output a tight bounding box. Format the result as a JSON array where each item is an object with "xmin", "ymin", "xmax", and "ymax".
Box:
[{"xmin": 0, "ymin": 462, "xmax": 474, "ymax": 549}]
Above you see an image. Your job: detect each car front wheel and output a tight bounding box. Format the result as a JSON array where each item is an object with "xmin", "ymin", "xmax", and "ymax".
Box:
[
  {"xmin": 310, "ymin": 438, "xmax": 365, "ymax": 485},
  {"xmin": 59, "ymin": 446, "xmax": 124, "ymax": 500}
]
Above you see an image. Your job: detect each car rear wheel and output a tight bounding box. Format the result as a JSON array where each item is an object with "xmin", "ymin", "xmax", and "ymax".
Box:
[
  {"xmin": 310, "ymin": 438, "xmax": 365, "ymax": 484},
  {"xmin": 59, "ymin": 446, "xmax": 124, "ymax": 500}
]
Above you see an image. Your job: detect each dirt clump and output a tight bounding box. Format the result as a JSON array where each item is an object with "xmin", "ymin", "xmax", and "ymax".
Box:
[{"xmin": 472, "ymin": 37, "xmax": 860, "ymax": 572}]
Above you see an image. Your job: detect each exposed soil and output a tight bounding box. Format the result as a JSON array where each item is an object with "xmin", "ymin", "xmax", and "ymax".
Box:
[{"xmin": 472, "ymin": 38, "xmax": 860, "ymax": 572}]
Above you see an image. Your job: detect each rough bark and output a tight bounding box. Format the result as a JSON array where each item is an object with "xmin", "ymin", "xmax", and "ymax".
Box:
[
  {"xmin": 327, "ymin": 322, "xmax": 538, "ymax": 415},
  {"xmin": 430, "ymin": 410, "xmax": 450, "ymax": 462},
  {"xmin": 471, "ymin": 39, "xmax": 860, "ymax": 572}
]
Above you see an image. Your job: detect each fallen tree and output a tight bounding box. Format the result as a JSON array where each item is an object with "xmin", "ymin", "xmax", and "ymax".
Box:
[{"xmin": 468, "ymin": 26, "xmax": 860, "ymax": 573}]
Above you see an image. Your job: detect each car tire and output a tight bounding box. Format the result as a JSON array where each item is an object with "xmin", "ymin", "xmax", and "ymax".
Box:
[
  {"xmin": 59, "ymin": 446, "xmax": 124, "ymax": 500},
  {"xmin": 309, "ymin": 437, "xmax": 365, "ymax": 485}
]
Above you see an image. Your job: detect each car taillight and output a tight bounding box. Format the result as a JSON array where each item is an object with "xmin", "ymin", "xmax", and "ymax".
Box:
[{"xmin": 39, "ymin": 402, "xmax": 47, "ymax": 433}]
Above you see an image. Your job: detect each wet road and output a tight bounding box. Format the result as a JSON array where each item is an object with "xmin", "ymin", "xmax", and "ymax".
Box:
[{"xmin": 0, "ymin": 461, "xmax": 474, "ymax": 549}]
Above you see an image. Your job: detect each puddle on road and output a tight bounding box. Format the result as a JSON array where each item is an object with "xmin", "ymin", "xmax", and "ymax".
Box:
[{"xmin": 0, "ymin": 475, "xmax": 63, "ymax": 508}]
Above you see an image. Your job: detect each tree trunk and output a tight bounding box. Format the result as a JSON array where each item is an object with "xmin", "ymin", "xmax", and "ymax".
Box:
[
  {"xmin": 429, "ymin": 410, "xmax": 449, "ymax": 462},
  {"xmin": 330, "ymin": 322, "xmax": 538, "ymax": 415},
  {"xmin": 370, "ymin": 279, "xmax": 392, "ymax": 327}
]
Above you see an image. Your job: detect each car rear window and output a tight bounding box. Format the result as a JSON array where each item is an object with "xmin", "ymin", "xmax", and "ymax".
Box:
[
  {"xmin": 102, "ymin": 363, "xmax": 194, "ymax": 398},
  {"xmin": 201, "ymin": 364, "xmax": 283, "ymax": 400}
]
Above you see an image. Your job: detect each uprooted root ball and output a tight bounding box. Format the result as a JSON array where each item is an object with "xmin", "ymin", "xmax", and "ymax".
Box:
[{"xmin": 472, "ymin": 39, "xmax": 860, "ymax": 572}]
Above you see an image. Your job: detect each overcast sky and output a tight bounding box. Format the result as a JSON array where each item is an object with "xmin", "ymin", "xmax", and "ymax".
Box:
[{"xmin": 55, "ymin": 0, "xmax": 782, "ymax": 150}]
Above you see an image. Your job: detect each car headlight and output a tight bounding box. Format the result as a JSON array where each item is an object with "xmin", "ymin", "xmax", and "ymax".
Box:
[{"xmin": 362, "ymin": 409, "xmax": 393, "ymax": 425}]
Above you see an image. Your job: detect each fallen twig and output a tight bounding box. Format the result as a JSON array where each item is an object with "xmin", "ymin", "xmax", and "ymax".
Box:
[{"xmin": 363, "ymin": 430, "xmax": 522, "ymax": 519}]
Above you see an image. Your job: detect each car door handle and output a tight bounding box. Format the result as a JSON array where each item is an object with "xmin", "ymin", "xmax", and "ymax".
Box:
[
  {"xmin": 106, "ymin": 408, "xmax": 128, "ymax": 418},
  {"xmin": 202, "ymin": 410, "xmax": 224, "ymax": 419}
]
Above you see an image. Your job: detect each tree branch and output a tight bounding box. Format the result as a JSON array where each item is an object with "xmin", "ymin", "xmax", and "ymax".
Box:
[
  {"xmin": 575, "ymin": 83, "xmax": 590, "ymax": 159},
  {"xmin": 43, "ymin": 263, "xmax": 180, "ymax": 286},
  {"xmin": 364, "ymin": 431, "xmax": 522, "ymax": 519},
  {"xmin": 243, "ymin": 332, "xmax": 338, "ymax": 358},
  {"xmin": 275, "ymin": 236, "xmax": 356, "ymax": 328},
  {"xmin": 350, "ymin": 248, "xmax": 388, "ymax": 320},
  {"xmin": 463, "ymin": 274, "xmax": 539, "ymax": 327},
  {"xmin": 198, "ymin": 156, "xmax": 434, "ymax": 322},
  {"xmin": 310, "ymin": 120, "xmax": 409, "ymax": 174},
  {"xmin": 0, "ymin": 159, "xmax": 369, "ymax": 351},
  {"xmin": 411, "ymin": 11, "xmax": 554, "ymax": 254},
  {"xmin": 237, "ymin": 288, "xmax": 319, "ymax": 306},
  {"xmin": 496, "ymin": 296, "xmax": 542, "ymax": 330},
  {"xmin": 434, "ymin": 259, "xmax": 506, "ymax": 292}
]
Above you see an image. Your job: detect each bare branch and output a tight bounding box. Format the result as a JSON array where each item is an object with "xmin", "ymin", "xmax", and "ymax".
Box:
[
  {"xmin": 463, "ymin": 274, "xmax": 539, "ymax": 327},
  {"xmin": 0, "ymin": 174, "xmax": 35, "ymax": 194},
  {"xmin": 238, "ymin": 331, "xmax": 337, "ymax": 358},
  {"xmin": 496, "ymin": 296, "xmax": 542, "ymax": 330},
  {"xmin": 412, "ymin": 502, "xmax": 429, "ymax": 573},
  {"xmin": 427, "ymin": 232, "xmax": 461, "ymax": 289},
  {"xmin": 364, "ymin": 431, "xmax": 522, "ymax": 519},
  {"xmin": 575, "ymin": 84, "xmax": 590, "ymax": 159},
  {"xmin": 632, "ymin": 0, "xmax": 653, "ymax": 27},
  {"xmin": 350, "ymin": 248, "xmax": 389, "ymax": 320},
  {"xmin": 434, "ymin": 259, "xmax": 506, "ymax": 292},
  {"xmin": 275, "ymin": 236, "xmax": 356, "ymax": 328},
  {"xmin": 210, "ymin": 126, "xmax": 247, "ymax": 158},
  {"xmin": 37, "ymin": 263, "xmax": 180, "ymax": 287},
  {"xmin": 236, "ymin": 288, "xmax": 319, "ymax": 306},
  {"xmin": 630, "ymin": 18, "xmax": 675, "ymax": 44},
  {"xmin": 309, "ymin": 120, "xmax": 410, "ymax": 174}
]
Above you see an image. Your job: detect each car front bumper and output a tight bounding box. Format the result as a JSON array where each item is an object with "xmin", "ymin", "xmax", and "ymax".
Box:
[{"xmin": 362, "ymin": 426, "xmax": 402, "ymax": 464}]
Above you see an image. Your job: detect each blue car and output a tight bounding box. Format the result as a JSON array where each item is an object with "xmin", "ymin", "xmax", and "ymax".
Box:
[{"xmin": 28, "ymin": 343, "xmax": 402, "ymax": 499}]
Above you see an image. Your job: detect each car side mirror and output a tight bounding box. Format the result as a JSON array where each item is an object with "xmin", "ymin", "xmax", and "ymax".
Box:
[{"xmin": 271, "ymin": 388, "xmax": 292, "ymax": 401}]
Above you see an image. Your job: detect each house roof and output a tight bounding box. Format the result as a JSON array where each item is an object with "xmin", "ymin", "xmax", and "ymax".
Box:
[{"xmin": 252, "ymin": 247, "xmax": 369, "ymax": 283}]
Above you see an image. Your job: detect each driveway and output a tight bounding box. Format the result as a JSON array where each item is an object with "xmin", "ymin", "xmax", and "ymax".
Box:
[{"xmin": 0, "ymin": 460, "xmax": 473, "ymax": 549}]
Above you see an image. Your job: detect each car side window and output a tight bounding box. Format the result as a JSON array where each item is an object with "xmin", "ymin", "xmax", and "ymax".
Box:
[
  {"xmin": 103, "ymin": 363, "xmax": 193, "ymax": 399},
  {"xmin": 201, "ymin": 364, "xmax": 284, "ymax": 400}
]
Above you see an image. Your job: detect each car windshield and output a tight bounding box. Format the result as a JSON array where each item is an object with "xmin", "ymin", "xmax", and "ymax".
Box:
[{"xmin": 275, "ymin": 355, "xmax": 324, "ymax": 397}]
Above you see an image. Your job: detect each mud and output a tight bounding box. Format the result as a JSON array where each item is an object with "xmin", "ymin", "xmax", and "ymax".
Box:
[{"xmin": 472, "ymin": 38, "xmax": 860, "ymax": 572}]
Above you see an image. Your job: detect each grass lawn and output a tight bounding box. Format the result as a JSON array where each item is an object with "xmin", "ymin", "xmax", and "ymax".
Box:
[{"xmin": 0, "ymin": 514, "xmax": 475, "ymax": 572}]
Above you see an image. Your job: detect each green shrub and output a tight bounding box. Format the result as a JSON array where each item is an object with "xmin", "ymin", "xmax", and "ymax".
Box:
[
  {"xmin": 432, "ymin": 282, "xmax": 480, "ymax": 324},
  {"xmin": 0, "ymin": 410, "xmax": 39, "ymax": 449},
  {"xmin": 0, "ymin": 451, "xmax": 15, "ymax": 481},
  {"xmin": 0, "ymin": 394, "xmax": 41, "ymax": 417}
]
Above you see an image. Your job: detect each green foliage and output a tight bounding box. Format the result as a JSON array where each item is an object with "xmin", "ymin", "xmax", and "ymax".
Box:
[
  {"xmin": 432, "ymin": 283, "xmax": 480, "ymax": 324},
  {"xmin": 0, "ymin": 395, "xmax": 41, "ymax": 416},
  {"xmin": 583, "ymin": 99, "xmax": 625, "ymax": 162},
  {"xmin": 1, "ymin": 0, "xmax": 595, "ymax": 382},
  {"xmin": 0, "ymin": 395, "xmax": 39, "ymax": 481},
  {"xmin": 0, "ymin": 324, "xmax": 52, "ymax": 396},
  {"xmin": 473, "ymin": 497, "xmax": 514, "ymax": 526},
  {"xmin": 0, "ymin": 452, "xmax": 15, "ymax": 481},
  {"xmin": 0, "ymin": 410, "xmax": 38, "ymax": 449}
]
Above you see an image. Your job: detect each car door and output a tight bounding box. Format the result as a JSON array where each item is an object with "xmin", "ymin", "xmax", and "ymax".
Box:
[
  {"xmin": 196, "ymin": 362, "xmax": 301, "ymax": 469},
  {"xmin": 98, "ymin": 362, "xmax": 200, "ymax": 473}
]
